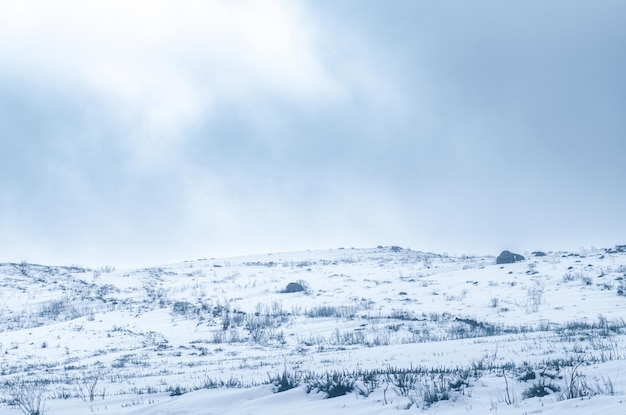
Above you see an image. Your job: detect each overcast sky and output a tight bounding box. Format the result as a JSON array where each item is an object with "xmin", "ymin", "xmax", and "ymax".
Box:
[{"xmin": 1, "ymin": 0, "xmax": 625, "ymax": 267}]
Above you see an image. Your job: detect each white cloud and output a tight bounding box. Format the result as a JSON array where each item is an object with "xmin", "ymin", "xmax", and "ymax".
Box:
[{"xmin": 0, "ymin": 0, "xmax": 347, "ymax": 168}]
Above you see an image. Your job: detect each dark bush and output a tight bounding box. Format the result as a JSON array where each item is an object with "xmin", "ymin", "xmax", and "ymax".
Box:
[
  {"xmin": 168, "ymin": 385, "xmax": 186, "ymax": 396},
  {"xmin": 518, "ymin": 371, "xmax": 536, "ymax": 382},
  {"xmin": 522, "ymin": 381, "xmax": 559, "ymax": 399},
  {"xmin": 172, "ymin": 301, "xmax": 192, "ymax": 315},
  {"xmin": 269, "ymin": 369, "xmax": 302, "ymax": 393},
  {"xmin": 307, "ymin": 371, "xmax": 355, "ymax": 398}
]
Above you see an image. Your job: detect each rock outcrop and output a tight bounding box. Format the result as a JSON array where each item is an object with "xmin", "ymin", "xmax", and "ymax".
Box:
[
  {"xmin": 283, "ymin": 282, "xmax": 305, "ymax": 293},
  {"xmin": 496, "ymin": 250, "xmax": 525, "ymax": 264}
]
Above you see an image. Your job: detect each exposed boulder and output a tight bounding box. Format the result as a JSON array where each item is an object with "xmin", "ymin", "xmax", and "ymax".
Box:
[
  {"xmin": 532, "ymin": 251, "xmax": 547, "ymax": 257},
  {"xmin": 282, "ymin": 282, "xmax": 305, "ymax": 293},
  {"xmin": 496, "ymin": 250, "xmax": 525, "ymax": 264}
]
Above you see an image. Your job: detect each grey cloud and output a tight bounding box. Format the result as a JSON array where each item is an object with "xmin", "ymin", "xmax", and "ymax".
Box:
[{"xmin": 1, "ymin": 1, "xmax": 625, "ymax": 266}]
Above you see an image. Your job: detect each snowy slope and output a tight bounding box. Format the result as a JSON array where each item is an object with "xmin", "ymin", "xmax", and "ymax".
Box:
[{"xmin": 1, "ymin": 245, "xmax": 626, "ymax": 414}]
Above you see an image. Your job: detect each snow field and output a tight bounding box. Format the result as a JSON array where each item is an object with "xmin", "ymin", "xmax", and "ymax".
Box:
[{"xmin": 1, "ymin": 246, "xmax": 626, "ymax": 413}]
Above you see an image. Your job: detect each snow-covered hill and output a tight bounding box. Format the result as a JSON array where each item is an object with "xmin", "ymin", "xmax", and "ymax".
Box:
[{"xmin": 1, "ymin": 245, "xmax": 626, "ymax": 414}]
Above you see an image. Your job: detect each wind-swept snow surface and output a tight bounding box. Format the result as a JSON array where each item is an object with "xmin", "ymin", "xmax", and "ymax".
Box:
[{"xmin": 1, "ymin": 246, "xmax": 626, "ymax": 414}]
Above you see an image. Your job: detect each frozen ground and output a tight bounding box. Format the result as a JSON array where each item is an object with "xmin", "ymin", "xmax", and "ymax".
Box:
[{"xmin": 1, "ymin": 245, "xmax": 626, "ymax": 414}]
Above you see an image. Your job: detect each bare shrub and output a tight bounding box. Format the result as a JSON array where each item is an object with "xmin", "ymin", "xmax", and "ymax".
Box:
[
  {"xmin": 526, "ymin": 286, "xmax": 543, "ymax": 313},
  {"xmin": 75, "ymin": 369, "xmax": 105, "ymax": 402},
  {"xmin": 419, "ymin": 375, "xmax": 452, "ymax": 407},
  {"xmin": 1, "ymin": 379, "xmax": 48, "ymax": 415}
]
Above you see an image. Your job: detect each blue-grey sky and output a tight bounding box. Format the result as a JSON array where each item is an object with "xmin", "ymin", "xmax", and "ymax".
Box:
[{"xmin": 1, "ymin": 0, "xmax": 625, "ymax": 267}]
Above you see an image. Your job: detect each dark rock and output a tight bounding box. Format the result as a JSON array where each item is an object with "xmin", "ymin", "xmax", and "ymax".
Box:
[
  {"xmin": 532, "ymin": 251, "xmax": 546, "ymax": 257},
  {"xmin": 496, "ymin": 250, "xmax": 525, "ymax": 264},
  {"xmin": 283, "ymin": 282, "xmax": 305, "ymax": 293}
]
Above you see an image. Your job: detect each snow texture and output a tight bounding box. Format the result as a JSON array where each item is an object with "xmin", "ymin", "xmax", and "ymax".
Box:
[{"xmin": 1, "ymin": 245, "xmax": 626, "ymax": 414}]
